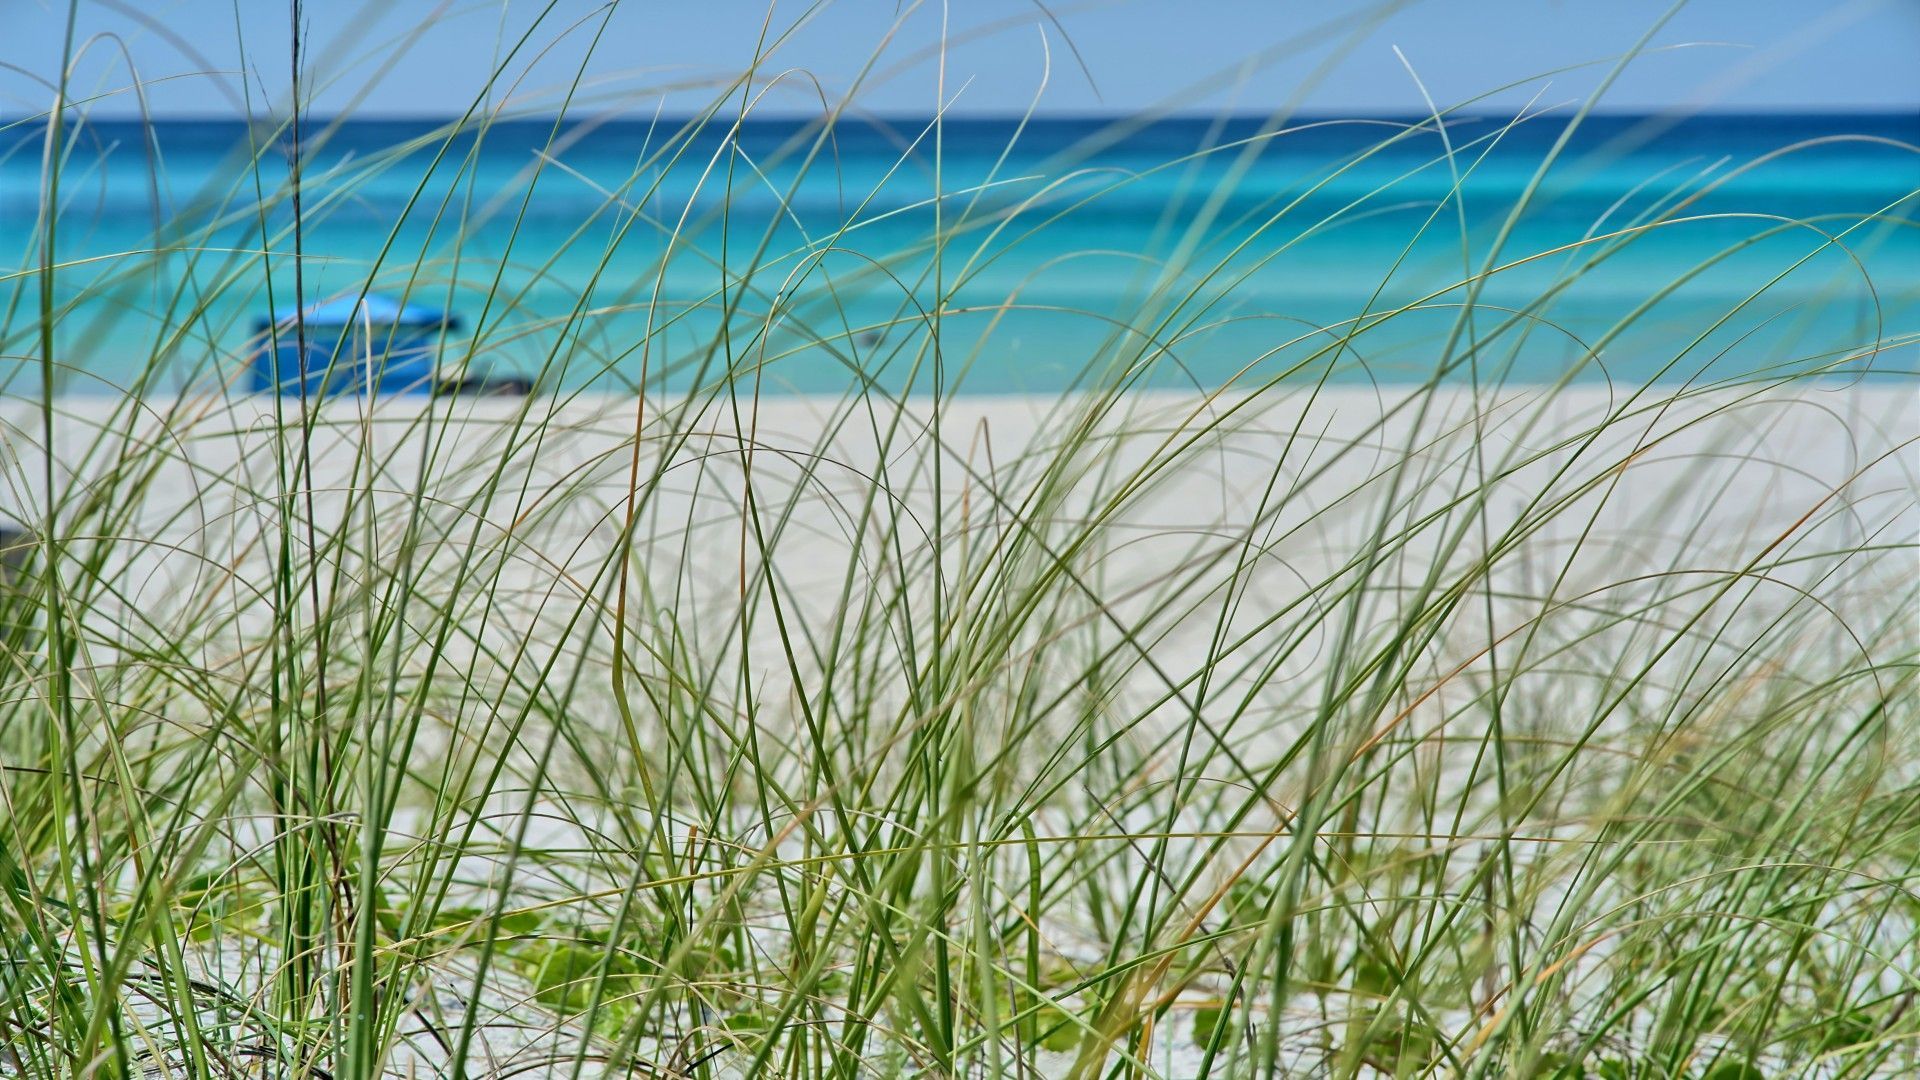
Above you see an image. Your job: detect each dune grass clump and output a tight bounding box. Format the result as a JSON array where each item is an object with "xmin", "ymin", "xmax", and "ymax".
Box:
[{"xmin": 0, "ymin": 5, "xmax": 1916, "ymax": 1077}]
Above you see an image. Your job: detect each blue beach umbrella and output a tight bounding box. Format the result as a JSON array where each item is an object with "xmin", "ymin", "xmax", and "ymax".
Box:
[{"xmin": 250, "ymin": 293, "xmax": 460, "ymax": 396}]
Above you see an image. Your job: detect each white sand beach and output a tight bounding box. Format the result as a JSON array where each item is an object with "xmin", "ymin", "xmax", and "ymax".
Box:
[{"xmin": 3, "ymin": 381, "xmax": 1909, "ymax": 723}]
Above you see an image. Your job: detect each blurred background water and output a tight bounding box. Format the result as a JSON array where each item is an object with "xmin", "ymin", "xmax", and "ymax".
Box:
[{"xmin": 3, "ymin": 111, "xmax": 1915, "ymax": 395}]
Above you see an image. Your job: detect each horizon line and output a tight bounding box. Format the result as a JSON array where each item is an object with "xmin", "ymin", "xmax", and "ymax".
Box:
[{"xmin": 28, "ymin": 105, "xmax": 1920, "ymax": 125}]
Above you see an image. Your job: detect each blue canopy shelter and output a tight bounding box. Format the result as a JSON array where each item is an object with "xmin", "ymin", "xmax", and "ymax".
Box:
[{"xmin": 251, "ymin": 294, "xmax": 460, "ymax": 396}]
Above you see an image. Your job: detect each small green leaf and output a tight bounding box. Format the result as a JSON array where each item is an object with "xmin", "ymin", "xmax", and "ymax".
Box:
[
  {"xmin": 1191, "ymin": 1005, "xmax": 1225, "ymax": 1047},
  {"xmin": 1225, "ymin": 879, "xmax": 1271, "ymax": 916},
  {"xmin": 1037, "ymin": 1005, "xmax": 1079, "ymax": 1052},
  {"xmin": 495, "ymin": 908, "xmax": 544, "ymax": 936},
  {"xmin": 1366, "ymin": 1021, "xmax": 1434, "ymax": 1066},
  {"xmin": 533, "ymin": 944, "xmax": 634, "ymax": 1012},
  {"xmin": 1814, "ymin": 1011, "xmax": 1874, "ymax": 1052},
  {"xmin": 1352, "ymin": 957, "xmax": 1397, "ymax": 996}
]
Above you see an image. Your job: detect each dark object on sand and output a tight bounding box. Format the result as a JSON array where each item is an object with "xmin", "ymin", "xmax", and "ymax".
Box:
[
  {"xmin": 251, "ymin": 294, "xmax": 459, "ymax": 397},
  {"xmin": 0, "ymin": 525, "xmax": 30, "ymax": 580},
  {"xmin": 0, "ymin": 525, "xmax": 37, "ymax": 649},
  {"xmin": 435, "ymin": 371, "xmax": 536, "ymax": 398}
]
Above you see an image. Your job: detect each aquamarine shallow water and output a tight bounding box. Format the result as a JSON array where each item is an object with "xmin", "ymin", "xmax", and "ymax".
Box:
[{"xmin": 4, "ymin": 112, "xmax": 1915, "ymax": 394}]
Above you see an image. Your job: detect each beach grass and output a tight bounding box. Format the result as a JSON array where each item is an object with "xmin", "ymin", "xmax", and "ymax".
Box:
[{"xmin": 1, "ymin": 5, "xmax": 1916, "ymax": 1078}]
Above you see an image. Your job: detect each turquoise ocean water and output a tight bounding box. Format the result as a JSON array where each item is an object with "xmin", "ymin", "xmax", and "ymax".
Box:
[{"xmin": 3, "ymin": 112, "xmax": 1915, "ymax": 394}]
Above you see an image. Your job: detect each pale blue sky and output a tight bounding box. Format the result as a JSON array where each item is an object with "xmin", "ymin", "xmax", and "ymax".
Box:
[{"xmin": 5, "ymin": 0, "xmax": 1917, "ymax": 118}]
